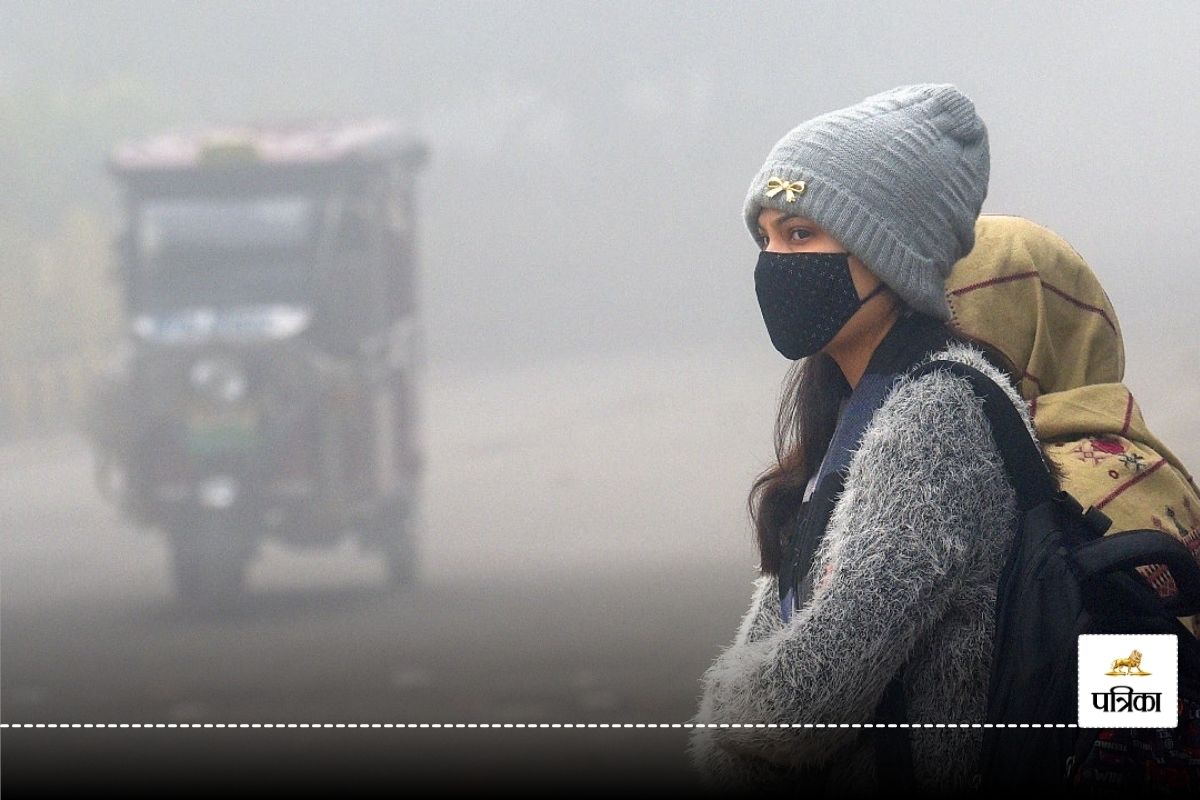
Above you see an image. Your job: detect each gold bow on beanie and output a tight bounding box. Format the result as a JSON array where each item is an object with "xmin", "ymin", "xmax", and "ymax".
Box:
[{"xmin": 765, "ymin": 177, "xmax": 806, "ymax": 202}]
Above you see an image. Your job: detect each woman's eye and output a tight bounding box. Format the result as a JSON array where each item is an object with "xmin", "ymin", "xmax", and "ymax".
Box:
[{"xmin": 787, "ymin": 227, "xmax": 812, "ymax": 242}]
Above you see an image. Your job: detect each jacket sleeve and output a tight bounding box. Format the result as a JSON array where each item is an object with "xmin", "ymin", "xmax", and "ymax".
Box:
[
  {"xmin": 686, "ymin": 572, "xmax": 814, "ymax": 791},
  {"xmin": 688, "ymin": 370, "xmax": 1018, "ymax": 776}
]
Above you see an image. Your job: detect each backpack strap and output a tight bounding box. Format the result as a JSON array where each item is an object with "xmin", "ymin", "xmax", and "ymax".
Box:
[
  {"xmin": 910, "ymin": 361, "xmax": 1200, "ymax": 607},
  {"xmin": 1073, "ymin": 529, "xmax": 1200, "ymax": 617},
  {"xmin": 905, "ymin": 359, "xmax": 1059, "ymax": 512},
  {"xmin": 872, "ymin": 674, "xmax": 916, "ymax": 791},
  {"xmin": 873, "ymin": 357, "xmax": 1053, "ymax": 786}
]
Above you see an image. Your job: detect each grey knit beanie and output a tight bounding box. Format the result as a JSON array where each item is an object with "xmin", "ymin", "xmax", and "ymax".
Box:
[{"xmin": 744, "ymin": 83, "xmax": 989, "ymax": 321}]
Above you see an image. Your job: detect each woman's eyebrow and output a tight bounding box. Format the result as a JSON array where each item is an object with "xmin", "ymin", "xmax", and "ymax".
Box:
[
  {"xmin": 759, "ymin": 213, "xmax": 816, "ymax": 234},
  {"xmin": 775, "ymin": 214, "xmax": 811, "ymax": 225},
  {"xmin": 761, "ymin": 213, "xmax": 806, "ymax": 229}
]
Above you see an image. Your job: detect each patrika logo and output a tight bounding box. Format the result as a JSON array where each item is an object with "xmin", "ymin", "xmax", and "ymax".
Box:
[
  {"xmin": 1078, "ymin": 635, "xmax": 1177, "ymax": 728},
  {"xmin": 1105, "ymin": 649, "xmax": 1150, "ymax": 676}
]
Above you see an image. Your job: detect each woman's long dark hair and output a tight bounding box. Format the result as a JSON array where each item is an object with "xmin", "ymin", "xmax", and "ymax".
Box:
[{"xmin": 748, "ymin": 315, "xmax": 1063, "ymax": 575}]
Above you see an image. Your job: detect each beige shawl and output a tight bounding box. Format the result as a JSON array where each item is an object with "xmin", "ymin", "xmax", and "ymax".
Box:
[{"xmin": 947, "ymin": 215, "xmax": 1200, "ymax": 637}]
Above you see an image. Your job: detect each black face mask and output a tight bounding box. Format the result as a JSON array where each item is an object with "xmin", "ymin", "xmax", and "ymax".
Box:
[{"xmin": 754, "ymin": 251, "xmax": 888, "ymax": 360}]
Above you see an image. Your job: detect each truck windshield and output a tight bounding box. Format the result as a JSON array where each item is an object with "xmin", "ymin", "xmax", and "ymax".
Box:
[{"xmin": 134, "ymin": 195, "xmax": 319, "ymax": 310}]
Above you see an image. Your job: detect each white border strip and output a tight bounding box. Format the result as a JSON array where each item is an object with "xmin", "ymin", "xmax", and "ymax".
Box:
[{"xmin": 0, "ymin": 722, "xmax": 1079, "ymax": 729}]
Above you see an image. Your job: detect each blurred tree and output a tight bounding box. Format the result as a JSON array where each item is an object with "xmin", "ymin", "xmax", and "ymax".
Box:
[{"xmin": 0, "ymin": 76, "xmax": 177, "ymax": 435}]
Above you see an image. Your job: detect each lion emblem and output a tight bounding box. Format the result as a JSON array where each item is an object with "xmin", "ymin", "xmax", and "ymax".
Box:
[{"xmin": 1106, "ymin": 649, "xmax": 1150, "ymax": 676}]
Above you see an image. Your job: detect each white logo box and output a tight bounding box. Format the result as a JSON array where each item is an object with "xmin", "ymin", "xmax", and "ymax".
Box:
[{"xmin": 1078, "ymin": 634, "xmax": 1178, "ymax": 728}]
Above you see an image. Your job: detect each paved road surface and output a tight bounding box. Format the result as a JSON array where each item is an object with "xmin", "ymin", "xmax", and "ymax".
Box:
[
  {"xmin": 7, "ymin": 344, "xmax": 1193, "ymax": 793},
  {"xmin": 2, "ymin": 347, "xmax": 782, "ymax": 793}
]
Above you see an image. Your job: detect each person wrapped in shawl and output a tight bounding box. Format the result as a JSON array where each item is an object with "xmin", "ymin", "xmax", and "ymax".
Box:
[{"xmin": 946, "ymin": 214, "xmax": 1200, "ymax": 638}]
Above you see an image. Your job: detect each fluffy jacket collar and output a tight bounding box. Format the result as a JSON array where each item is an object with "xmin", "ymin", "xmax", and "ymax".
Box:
[{"xmin": 779, "ymin": 312, "xmax": 1022, "ymax": 619}]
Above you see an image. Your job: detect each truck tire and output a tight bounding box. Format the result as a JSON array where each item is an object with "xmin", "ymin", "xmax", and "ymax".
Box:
[
  {"xmin": 384, "ymin": 511, "xmax": 419, "ymax": 588},
  {"xmin": 169, "ymin": 517, "xmax": 252, "ymax": 613},
  {"xmin": 368, "ymin": 497, "xmax": 419, "ymax": 590}
]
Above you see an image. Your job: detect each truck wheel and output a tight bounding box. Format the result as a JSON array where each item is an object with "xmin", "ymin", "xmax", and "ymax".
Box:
[
  {"xmin": 384, "ymin": 519, "xmax": 418, "ymax": 588},
  {"xmin": 371, "ymin": 499, "xmax": 419, "ymax": 590},
  {"xmin": 170, "ymin": 519, "xmax": 252, "ymax": 613}
]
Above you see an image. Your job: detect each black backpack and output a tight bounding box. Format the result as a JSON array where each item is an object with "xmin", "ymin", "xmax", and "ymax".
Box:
[{"xmin": 874, "ymin": 359, "xmax": 1200, "ymax": 794}]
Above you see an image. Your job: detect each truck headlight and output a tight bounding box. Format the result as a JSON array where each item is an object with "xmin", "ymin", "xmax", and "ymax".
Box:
[
  {"xmin": 189, "ymin": 357, "xmax": 248, "ymax": 405},
  {"xmin": 198, "ymin": 475, "xmax": 238, "ymax": 509}
]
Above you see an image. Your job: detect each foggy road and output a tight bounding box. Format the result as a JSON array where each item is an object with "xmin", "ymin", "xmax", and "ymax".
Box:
[
  {"xmin": 1, "ymin": 346, "xmax": 782, "ymax": 790},
  {"xmin": 4, "ymin": 345, "xmax": 1197, "ymax": 792}
]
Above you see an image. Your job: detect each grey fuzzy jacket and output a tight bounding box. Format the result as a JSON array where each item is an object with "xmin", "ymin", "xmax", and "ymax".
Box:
[{"xmin": 688, "ymin": 341, "xmax": 1035, "ymax": 795}]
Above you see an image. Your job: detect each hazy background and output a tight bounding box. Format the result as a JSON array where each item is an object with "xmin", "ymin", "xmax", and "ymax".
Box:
[{"xmin": 3, "ymin": 1, "xmax": 1198, "ymax": 792}]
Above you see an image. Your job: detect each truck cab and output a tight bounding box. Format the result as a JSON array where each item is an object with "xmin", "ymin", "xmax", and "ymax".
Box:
[{"xmin": 91, "ymin": 121, "xmax": 428, "ymax": 609}]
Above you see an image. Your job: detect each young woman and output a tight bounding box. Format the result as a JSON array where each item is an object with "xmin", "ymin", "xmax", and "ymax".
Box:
[{"xmin": 687, "ymin": 84, "xmax": 1057, "ymax": 794}]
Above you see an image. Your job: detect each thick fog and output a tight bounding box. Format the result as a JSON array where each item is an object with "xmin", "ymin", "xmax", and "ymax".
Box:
[
  {"xmin": 7, "ymin": 2, "xmax": 1199, "ymax": 367},
  {"xmin": 3, "ymin": 1, "xmax": 1199, "ymax": 792}
]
